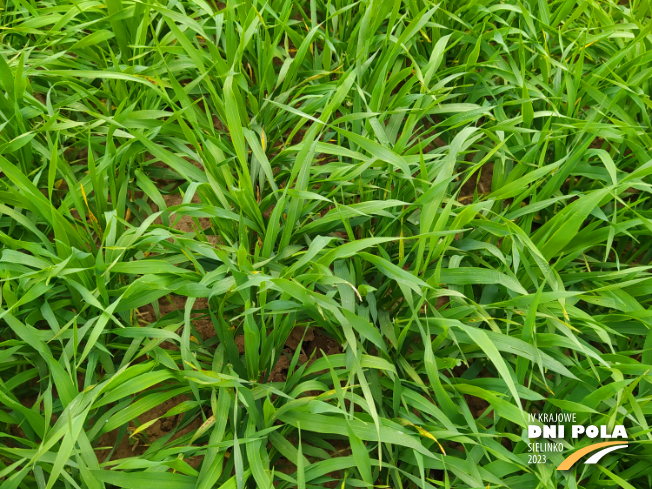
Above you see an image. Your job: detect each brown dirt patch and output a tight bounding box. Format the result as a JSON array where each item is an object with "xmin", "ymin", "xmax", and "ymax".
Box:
[
  {"xmin": 459, "ymin": 162, "xmax": 494, "ymax": 201},
  {"xmin": 95, "ymin": 394, "xmax": 205, "ymax": 466},
  {"xmin": 138, "ymin": 296, "xmax": 215, "ymax": 349}
]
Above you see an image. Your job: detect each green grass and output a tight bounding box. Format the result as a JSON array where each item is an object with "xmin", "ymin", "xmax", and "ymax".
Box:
[{"xmin": 1, "ymin": 0, "xmax": 652, "ymax": 487}]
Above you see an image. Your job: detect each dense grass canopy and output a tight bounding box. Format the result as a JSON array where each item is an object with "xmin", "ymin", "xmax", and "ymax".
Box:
[{"xmin": 1, "ymin": 0, "xmax": 652, "ymax": 487}]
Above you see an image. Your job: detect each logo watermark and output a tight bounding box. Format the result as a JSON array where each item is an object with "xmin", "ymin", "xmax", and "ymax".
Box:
[{"xmin": 526, "ymin": 412, "xmax": 628, "ymax": 470}]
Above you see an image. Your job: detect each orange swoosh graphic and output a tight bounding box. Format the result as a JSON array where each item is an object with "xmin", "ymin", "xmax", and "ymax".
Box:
[{"xmin": 557, "ymin": 441, "xmax": 628, "ymax": 470}]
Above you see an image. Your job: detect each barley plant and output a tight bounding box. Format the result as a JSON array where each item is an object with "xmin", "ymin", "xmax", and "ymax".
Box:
[{"xmin": 0, "ymin": 0, "xmax": 651, "ymax": 487}]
